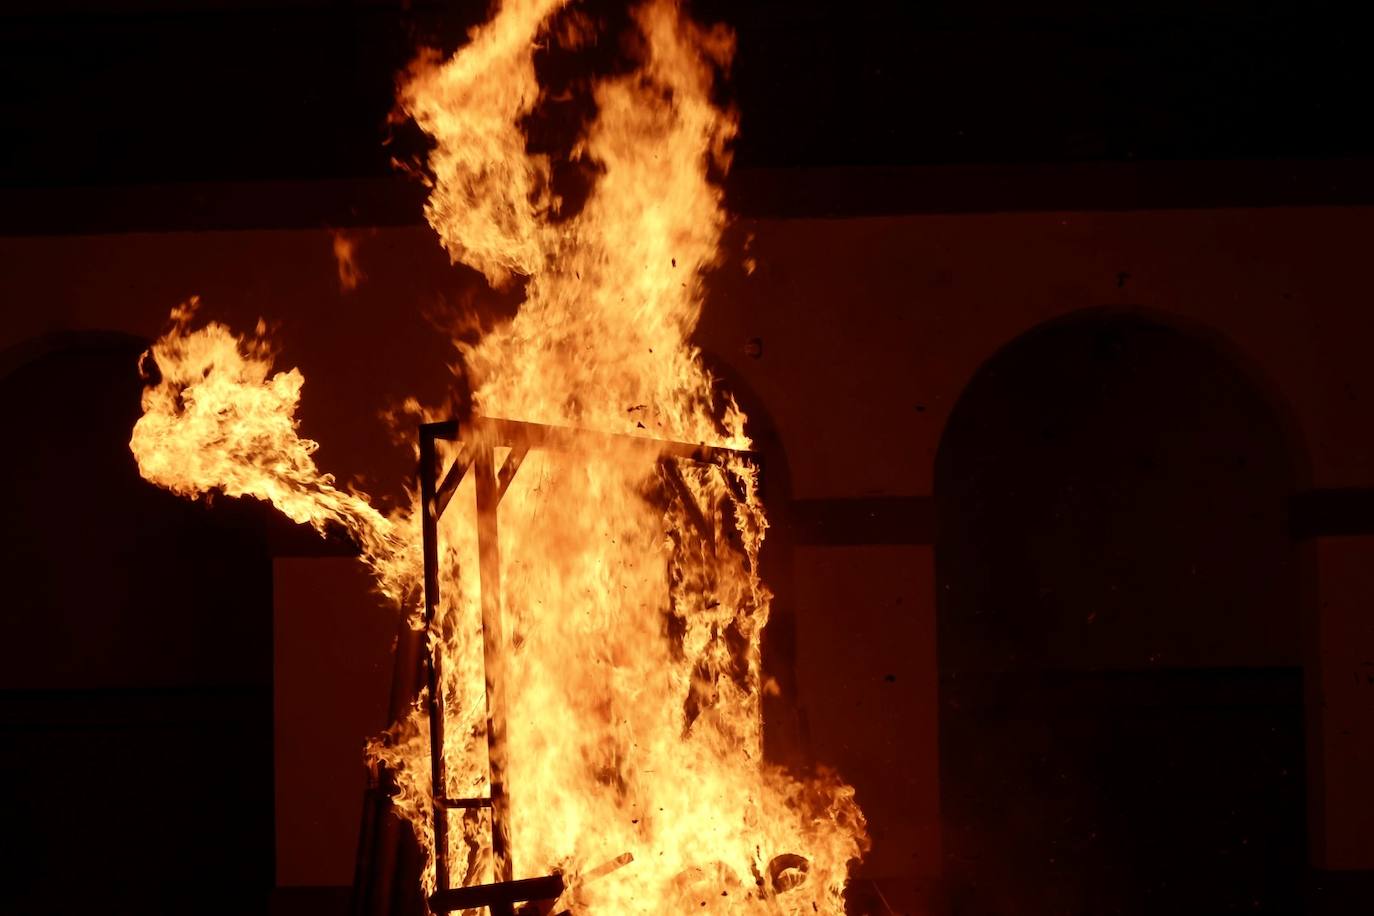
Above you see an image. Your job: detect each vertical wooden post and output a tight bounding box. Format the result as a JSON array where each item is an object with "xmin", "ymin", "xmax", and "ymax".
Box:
[
  {"xmin": 362, "ymin": 613, "xmax": 428, "ymax": 915},
  {"xmin": 418, "ymin": 430, "xmax": 451, "ymax": 904},
  {"xmin": 473, "ymin": 441, "xmax": 516, "ymax": 916}
]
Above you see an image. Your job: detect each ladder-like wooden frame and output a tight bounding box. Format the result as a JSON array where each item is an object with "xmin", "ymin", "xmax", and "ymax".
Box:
[{"xmin": 418, "ymin": 416, "xmax": 756, "ymax": 915}]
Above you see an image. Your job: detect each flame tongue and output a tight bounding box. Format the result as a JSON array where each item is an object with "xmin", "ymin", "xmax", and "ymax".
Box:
[
  {"xmin": 407, "ymin": 0, "xmax": 739, "ymax": 441},
  {"xmin": 400, "ymin": 0, "xmax": 563, "ymax": 288},
  {"xmin": 129, "ymin": 301, "xmax": 415, "ymax": 601},
  {"xmin": 131, "ymin": 0, "xmax": 866, "ymax": 912}
]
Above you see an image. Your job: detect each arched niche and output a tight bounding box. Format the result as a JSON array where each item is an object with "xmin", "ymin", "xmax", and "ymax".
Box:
[
  {"xmin": 934, "ymin": 309, "xmax": 1308, "ymax": 914},
  {"xmin": 695, "ymin": 351, "xmax": 803, "ymax": 766},
  {"xmin": 0, "ymin": 331, "xmax": 292, "ymax": 913}
]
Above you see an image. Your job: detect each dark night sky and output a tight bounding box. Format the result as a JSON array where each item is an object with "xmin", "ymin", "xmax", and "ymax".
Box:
[{"xmin": 2, "ymin": 0, "xmax": 1371, "ymax": 189}]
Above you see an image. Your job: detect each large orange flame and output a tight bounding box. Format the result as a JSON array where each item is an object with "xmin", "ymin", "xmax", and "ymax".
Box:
[
  {"xmin": 130, "ymin": 300, "xmax": 415, "ymax": 601},
  {"xmin": 131, "ymin": 1, "xmax": 867, "ymax": 912}
]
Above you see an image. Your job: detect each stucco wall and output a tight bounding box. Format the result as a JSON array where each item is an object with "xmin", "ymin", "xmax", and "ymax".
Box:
[{"xmin": 6, "ymin": 203, "xmax": 1374, "ymax": 903}]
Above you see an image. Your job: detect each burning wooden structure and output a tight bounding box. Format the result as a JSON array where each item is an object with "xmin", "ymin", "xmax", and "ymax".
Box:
[
  {"xmin": 415, "ymin": 417, "xmax": 756, "ymax": 914},
  {"xmin": 127, "ymin": 1, "xmax": 868, "ymax": 913}
]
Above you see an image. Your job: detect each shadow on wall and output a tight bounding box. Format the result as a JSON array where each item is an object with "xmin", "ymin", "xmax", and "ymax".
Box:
[
  {"xmin": 0, "ymin": 332, "xmax": 296, "ymax": 914},
  {"xmin": 934, "ymin": 309, "xmax": 1308, "ymax": 915}
]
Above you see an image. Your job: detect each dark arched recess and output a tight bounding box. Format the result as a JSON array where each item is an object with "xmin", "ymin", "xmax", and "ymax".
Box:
[
  {"xmin": 695, "ymin": 351, "xmax": 804, "ymax": 767},
  {"xmin": 0, "ymin": 331, "xmax": 333, "ymax": 914},
  {"xmin": 934, "ymin": 309, "xmax": 1308, "ymax": 914}
]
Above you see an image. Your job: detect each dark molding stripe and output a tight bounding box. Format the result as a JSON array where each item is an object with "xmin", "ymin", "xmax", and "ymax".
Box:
[
  {"xmin": 791, "ymin": 489, "xmax": 1374, "ymax": 545},
  {"xmin": 0, "ymin": 686, "xmax": 271, "ymax": 728},
  {"xmin": 81, "ymin": 488, "xmax": 1373, "ymax": 552},
  {"xmin": 788, "ymin": 496, "xmax": 933, "ymax": 546},
  {"xmin": 1291, "ymin": 488, "xmax": 1374, "ymax": 539},
  {"xmin": 0, "ymin": 177, "xmax": 428, "ymax": 237},
  {"xmin": 727, "ymin": 159, "xmax": 1374, "ymax": 219},
  {"xmin": 6, "ymin": 159, "xmax": 1374, "ymax": 237},
  {"xmin": 938, "ymin": 667, "xmax": 1304, "ymax": 711}
]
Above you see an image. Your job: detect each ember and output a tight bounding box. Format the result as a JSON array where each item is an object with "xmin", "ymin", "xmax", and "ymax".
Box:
[{"xmin": 130, "ymin": 0, "xmax": 867, "ymax": 913}]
